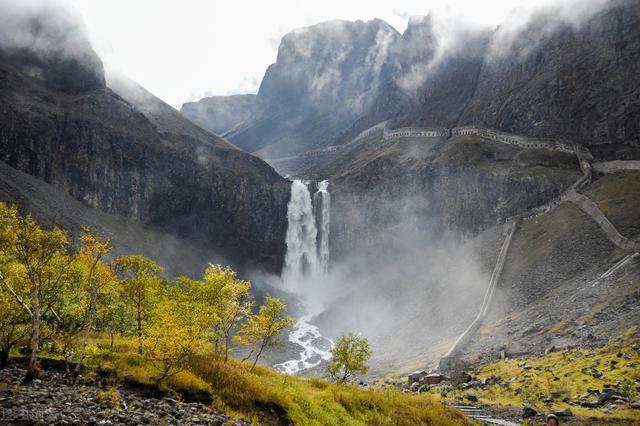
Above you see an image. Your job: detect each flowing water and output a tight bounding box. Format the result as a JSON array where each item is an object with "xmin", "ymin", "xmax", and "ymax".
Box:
[
  {"xmin": 274, "ymin": 315, "xmax": 333, "ymax": 374},
  {"xmin": 314, "ymin": 180, "xmax": 330, "ymax": 275},
  {"xmin": 282, "ymin": 180, "xmax": 320, "ymax": 292},
  {"xmin": 276, "ymin": 179, "xmax": 333, "ymax": 374}
]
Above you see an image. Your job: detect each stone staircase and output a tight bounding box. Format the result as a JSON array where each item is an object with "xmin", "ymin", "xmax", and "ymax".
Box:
[
  {"xmin": 451, "ymin": 404, "xmax": 520, "ymax": 426},
  {"xmin": 444, "ymin": 220, "xmax": 517, "ymax": 358}
]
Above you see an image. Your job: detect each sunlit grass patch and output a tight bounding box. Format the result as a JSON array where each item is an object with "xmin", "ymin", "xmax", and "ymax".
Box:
[
  {"xmin": 442, "ymin": 327, "xmax": 640, "ymax": 423},
  {"xmin": 78, "ymin": 339, "xmax": 472, "ymax": 425}
]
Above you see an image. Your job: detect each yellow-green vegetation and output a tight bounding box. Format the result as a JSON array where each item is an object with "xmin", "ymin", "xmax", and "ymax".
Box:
[
  {"xmin": 192, "ymin": 358, "xmax": 472, "ymax": 425},
  {"xmin": 88, "ymin": 348, "xmax": 472, "ymax": 425},
  {"xmin": 0, "ymin": 201, "xmax": 294, "ymax": 381},
  {"xmin": 0, "ymin": 202, "xmax": 473, "ymax": 425},
  {"xmin": 442, "ymin": 327, "xmax": 640, "ymax": 423},
  {"xmin": 327, "ymin": 332, "xmax": 372, "ymax": 383},
  {"xmin": 233, "ymin": 295, "xmax": 295, "ymax": 371},
  {"xmin": 586, "ymin": 171, "xmax": 640, "ymax": 234}
]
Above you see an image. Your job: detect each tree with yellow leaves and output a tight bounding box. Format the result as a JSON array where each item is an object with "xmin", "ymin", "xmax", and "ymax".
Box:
[
  {"xmin": 0, "ymin": 285, "xmax": 30, "ymax": 369},
  {"xmin": 142, "ymin": 285, "xmax": 211, "ymax": 383},
  {"xmin": 0, "ymin": 203, "xmax": 75, "ymax": 380},
  {"xmin": 69, "ymin": 229, "xmax": 114, "ymax": 378},
  {"xmin": 115, "ymin": 255, "xmax": 163, "ymax": 354},
  {"xmin": 234, "ymin": 295, "xmax": 294, "ymax": 371},
  {"xmin": 198, "ymin": 264, "xmax": 253, "ymax": 362},
  {"xmin": 326, "ymin": 332, "xmax": 371, "ymax": 383}
]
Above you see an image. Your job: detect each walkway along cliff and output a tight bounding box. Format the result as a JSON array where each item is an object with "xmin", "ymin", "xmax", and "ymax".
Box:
[
  {"xmin": 438, "ymin": 134, "xmax": 639, "ymax": 371},
  {"xmin": 442, "ymin": 220, "xmax": 517, "ymax": 362}
]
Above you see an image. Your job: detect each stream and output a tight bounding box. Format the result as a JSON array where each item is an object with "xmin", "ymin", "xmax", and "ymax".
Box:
[{"xmin": 274, "ymin": 315, "xmax": 333, "ymax": 375}]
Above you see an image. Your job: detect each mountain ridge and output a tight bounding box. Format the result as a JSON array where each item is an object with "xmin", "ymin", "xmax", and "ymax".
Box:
[{"xmin": 0, "ymin": 5, "xmax": 291, "ymax": 274}]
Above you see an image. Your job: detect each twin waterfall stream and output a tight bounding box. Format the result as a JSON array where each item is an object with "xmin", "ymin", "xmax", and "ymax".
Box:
[{"xmin": 274, "ymin": 180, "xmax": 334, "ymax": 374}]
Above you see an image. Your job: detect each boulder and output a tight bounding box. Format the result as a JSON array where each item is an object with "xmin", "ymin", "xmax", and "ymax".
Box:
[
  {"xmin": 598, "ymin": 389, "xmax": 625, "ymax": 404},
  {"xmin": 464, "ymin": 393, "xmax": 478, "ymax": 403},
  {"xmin": 522, "ymin": 406, "xmax": 538, "ymax": 418},
  {"xmin": 552, "ymin": 408, "xmax": 573, "ymax": 417}
]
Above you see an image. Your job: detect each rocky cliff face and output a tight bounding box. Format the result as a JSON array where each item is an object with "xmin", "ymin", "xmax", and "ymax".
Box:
[
  {"xmin": 187, "ymin": 19, "xmax": 402, "ymax": 158},
  {"xmin": 457, "ymin": 0, "xmax": 640, "ymax": 154},
  {"xmin": 0, "ymin": 6, "xmax": 290, "ymax": 273},
  {"xmin": 0, "ymin": 1, "xmax": 105, "ymax": 93},
  {"xmin": 180, "ymin": 94, "xmax": 257, "ymax": 135},
  {"xmin": 328, "ymin": 136, "xmax": 581, "ymax": 257},
  {"xmin": 360, "ymin": 0, "xmax": 640, "ymax": 159},
  {"xmin": 186, "ymin": 0, "xmax": 639, "ymax": 164}
]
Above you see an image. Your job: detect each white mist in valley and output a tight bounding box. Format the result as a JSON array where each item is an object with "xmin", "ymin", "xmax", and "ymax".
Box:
[{"xmin": 276, "ymin": 179, "xmax": 333, "ymax": 374}]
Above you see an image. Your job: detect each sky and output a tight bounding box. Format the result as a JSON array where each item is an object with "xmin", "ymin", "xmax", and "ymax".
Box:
[{"xmin": 63, "ymin": 0, "xmax": 571, "ymax": 109}]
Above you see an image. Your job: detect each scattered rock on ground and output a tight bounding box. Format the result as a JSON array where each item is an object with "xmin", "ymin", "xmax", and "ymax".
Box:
[
  {"xmin": 552, "ymin": 407, "xmax": 573, "ymax": 417},
  {"xmin": 0, "ymin": 365, "xmax": 252, "ymax": 425}
]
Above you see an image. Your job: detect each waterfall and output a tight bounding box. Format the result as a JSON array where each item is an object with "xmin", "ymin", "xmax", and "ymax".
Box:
[
  {"xmin": 314, "ymin": 180, "xmax": 330, "ymax": 275},
  {"xmin": 276, "ymin": 179, "xmax": 333, "ymax": 374},
  {"xmin": 282, "ymin": 179, "xmax": 330, "ymax": 291}
]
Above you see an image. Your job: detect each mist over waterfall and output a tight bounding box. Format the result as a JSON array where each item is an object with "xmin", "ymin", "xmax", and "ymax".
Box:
[{"xmin": 276, "ymin": 179, "xmax": 333, "ymax": 374}]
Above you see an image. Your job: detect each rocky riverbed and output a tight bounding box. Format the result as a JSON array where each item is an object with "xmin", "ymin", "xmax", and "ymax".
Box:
[{"xmin": 0, "ymin": 365, "xmax": 252, "ymax": 425}]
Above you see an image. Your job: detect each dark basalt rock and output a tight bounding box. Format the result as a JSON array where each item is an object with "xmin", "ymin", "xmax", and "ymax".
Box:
[
  {"xmin": 522, "ymin": 406, "xmax": 538, "ymax": 418},
  {"xmin": 0, "ymin": 7, "xmax": 290, "ymax": 274},
  {"xmin": 357, "ymin": 0, "xmax": 640, "ymax": 159},
  {"xmin": 0, "ymin": 3, "xmax": 105, "ymax": 93},
  {"xmin": 457, "ymin": 0, "xmax": 640, "ymax": 151}
]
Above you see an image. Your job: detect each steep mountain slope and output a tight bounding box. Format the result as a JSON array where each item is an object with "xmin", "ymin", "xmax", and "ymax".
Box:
[
  {"xmin": 180, "ymin": 94, "xmax": 257, "ymax": 135},
  {"xmin": 0, "ymin": 161, "xmax": 212, "ymax": 277},
  {"xmin": 464, "ymin": 171, "xmax": 640, "ymax": 362},
  {"xmin": 457, "ymin": 0, "xmax": 640, "ymax": 155},
  {"xmin": 0, "ymin": 4, "xmax": 290, "ymax": 273},
  {"xmin": 214, "ymin": 0, "xmax": 639, "ymax": 176},
  {"xmin": 188, "ymin": 19, "xmax": 403, "ymax": 158},
  {"xmin": 323, "ymin": 134, "xmax": 580, "ymax": 252},
  {"xmin": 359, "ymin": 0, "xmax": 640, "ymax": 159},
  {"xmin": 303, "ymin": 1, "xmax": 640, "ymax": 373}
]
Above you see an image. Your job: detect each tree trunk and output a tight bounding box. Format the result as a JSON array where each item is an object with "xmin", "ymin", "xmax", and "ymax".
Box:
[
  {"xmin": 137, "ymin": 308, "xmax": 142, "ymax": 354},
  {"xmin": 109, "ymin": 332, "xmax": 114, "ymax": 352},
  {"xmin": 241, "ymin": 349, "xmax": 254, "ymax": 362},
  {"xmin": 74, "ymin": 332, "xmax": 89, "ymax": 380},
  {"xmin": 251, "ymin": 345, "xmax": 265, "ymax": 371},
  {"xmin": 75, "ymin": 292, "xmax": 97, "ymax": 379},
  {"xmin": 224, "ymin": 334, "xmax": 230, "ymax": 363},
  {"xmin": 0, "ymin": 349, "xmax": 9, "ymax": 369},
  {"xmin": 25, "ymin": 310, "xmax": 41, "ymax": 382}
]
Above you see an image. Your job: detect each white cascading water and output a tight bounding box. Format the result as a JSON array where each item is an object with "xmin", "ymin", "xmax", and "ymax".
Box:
[
  {"xmin": 281, "ymin": 180, "xmax": 320, "ymax": 291},
  {"xmin": 275, "ymin": 179, "xmax": 333, "ymax": 374},
  {"xmin": 314, "ymin": 180, "xmax": 330, "ymax": 275}
]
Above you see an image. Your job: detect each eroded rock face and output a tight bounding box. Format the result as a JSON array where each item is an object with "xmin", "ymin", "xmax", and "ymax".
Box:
[
  {"xmin": 458, "ymin": 0, "xmax": 640, "ymax": 151},
  {"xmin": 329, "ymin": 138, "xmax": 581, "ymax": 256},
  {"xmin": 217, "ymin": 19, "xmax": 403, "ymax": 158},
  {"xmin": 0, "ymin": 8, "xmax": 290, "ymax": 274},
  {"xmin": 360, "ymin": 0, "xmax": 640, "ymax": 157}
]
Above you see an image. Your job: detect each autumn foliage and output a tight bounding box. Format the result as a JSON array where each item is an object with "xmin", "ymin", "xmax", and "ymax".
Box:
[{"xmin": 0, "ymin": 202, "xmax": 293, "ymax": 382}]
